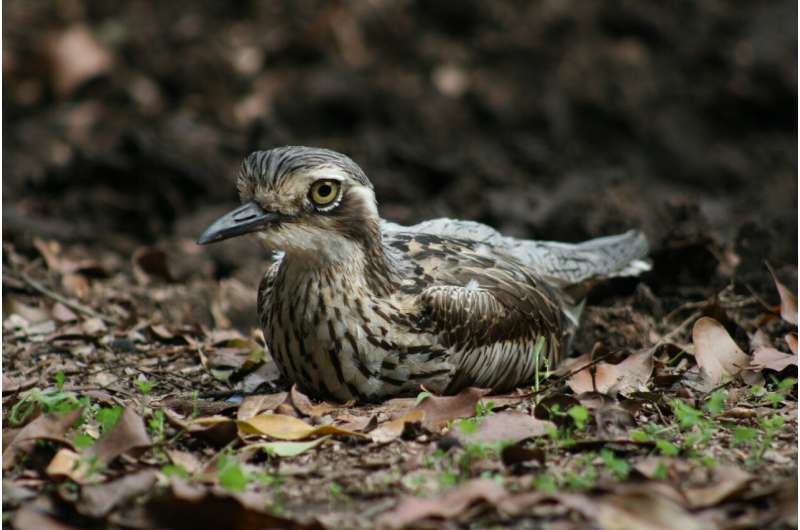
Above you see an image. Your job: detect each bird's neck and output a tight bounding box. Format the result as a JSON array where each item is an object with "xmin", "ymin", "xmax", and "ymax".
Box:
[{"xmin": 281, "ymin": 220, "xmax": 398, "ymax": 297}]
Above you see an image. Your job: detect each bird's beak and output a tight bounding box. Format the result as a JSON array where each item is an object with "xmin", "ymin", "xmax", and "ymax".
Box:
[{"xmin": 197, "ymin": 201, "xmax": 283, "ymax": 245}]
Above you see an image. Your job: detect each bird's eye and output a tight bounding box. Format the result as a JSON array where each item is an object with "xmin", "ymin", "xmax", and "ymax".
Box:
[{"xmin": 309, "ymin": 180, "xmax": 340, "ymax": 207}]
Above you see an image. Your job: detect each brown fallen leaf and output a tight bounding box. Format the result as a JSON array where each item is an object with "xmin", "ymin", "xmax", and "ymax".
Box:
[
  {"xmin": 787, "ymin": 333, "xmax": 798, "ymax": 355},
  {"xmin": 416, "ymin": 387, "xmax": 490, "ymax": 427},
  {"xmin": 290, "ymin": 385, "xmax": 339, "ymax": 417},
  {"xmin": 749, "ymin": 346, "xmax": 798, "ymax": 373},
  {"xmin": 370, "ymin": 410, "xmax": 425, "ymax": 443},
  {"xmin": 2, "ymin": 409, "xmax": 82, "ymax": 469},
  {"xmin": 78, "ymin": 469, "xmax": 159, "ymax": 518},
  {"xmin": 46, "ymin": 448, "xmax": 93, "ymax": 483},
  {"xmin": 87, "ymin": 407, "xmax": 151, "ymax": 465},
  {"xmin": 376, "ymin": 478, "xmax": 507, "ymax": 529},
  {"xmin": 237, "ymin": 413, "xmax": 365, "ymax": 441},
  {"xmin": 567, "ymin": 349, "xmax": 653, "ymax": 395},
  {"xmin": 46, "ymin": 24, "xmax": 114, "ymax": 97},
  {"xmin": 13, "ymin": 504, "xmax": 84, "ymax": 530},
  {"xmin": 236, "ymin": 393, "xmax": 288, "ymax": 420},
  {"xmin": 682, "ymin": 465, "xmax": 752, "ymax": 509},
  {"xmin": 692, "ymin": 317, "xmax": 750, "ymax": 385},
  {"xmin": 166, "ymin": 412, "xmax": 238, "ymax": 446},
  {"xmin": 767, "ymin": 263, "xmax": 798, "ymax": 325},
  {"xmin": 146, "ymin": 480, "xmax": 324, "ymax": 530},
  {"xmin": 166, "ymin": 449, "xmax": 203, "ymax": 475},
  {"xmin": 584, "ymin": 485, "xmax": 716, "ymax": 530},
  {"xmin": 452, "ymin": 411, "xmax": 553, "ymax": 445}
]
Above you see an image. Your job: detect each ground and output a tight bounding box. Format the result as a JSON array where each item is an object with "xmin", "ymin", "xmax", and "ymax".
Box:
[{"xmin": 2, "ymin": 1, "xmax": 798, "ymax": 529}]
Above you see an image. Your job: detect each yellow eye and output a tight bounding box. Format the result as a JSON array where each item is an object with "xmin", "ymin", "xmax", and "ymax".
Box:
[{"xmin": 309, "ymin": 180, "xmax": 340, "ymax": 207}]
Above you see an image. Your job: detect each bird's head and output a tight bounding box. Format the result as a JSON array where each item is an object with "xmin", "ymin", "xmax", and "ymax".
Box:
[{"xmin": 197, "ymin": 147, "xmax": 381, "ymax": 262}]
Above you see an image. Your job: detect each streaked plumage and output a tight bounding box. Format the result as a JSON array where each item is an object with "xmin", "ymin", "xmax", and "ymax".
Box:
[{"xmin": 198, "ymin": 146, "xmax": 650, "ymax": 402}]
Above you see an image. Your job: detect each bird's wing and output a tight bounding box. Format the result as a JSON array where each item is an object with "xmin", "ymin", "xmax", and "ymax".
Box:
[
  {"xmin": 382, "ymin": 218, "xmax": 650, "ymax": 287},
  {"xmin": 417, "ymin": 278, "xmax": 563, "ymax": 392}
]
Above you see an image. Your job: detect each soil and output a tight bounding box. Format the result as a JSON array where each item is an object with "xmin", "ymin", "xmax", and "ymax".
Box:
[{"xmin": 2, "ymin": 2, "xmax": 798, "ymax": 529}]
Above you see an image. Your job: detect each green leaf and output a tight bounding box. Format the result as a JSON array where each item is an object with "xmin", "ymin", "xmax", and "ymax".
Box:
[
  {"xmin": 655, "ymin": 439, "xmax": 679, "ymax": 456},
  {"xmin": 136, "ymin": 379, "xmax": 155, "ymax": 395},
  {"xmin": 532, "ymin": 473, "xmax": 557, "ymax": 493},
  {"xmin": 653, "ymin": 462, "xmax": 668, "ymax": 480},
  {"xmin": 704, "ymin": 389, "xmax": 727, "ymax": 415},
  {"xmin": 72, "ymin": 433, "xmax": 95, "ymax": 450},
  {"xmin": 96, "ymin": 407, "xmax": 123, "ymax": 435},
  {"xmin": 733, "ymin": 426, "xmax": 758, "ymax": 445},
  {"xmin": 455, "ymin": 418, "xmax": 478, "ymax": 434},
  {"xmin": 217, "ymin": 457, "xmax": 248, "ymax": 492},
  {"xmin": 567, "ymin": 405, "xmax": 590, "ymax": 430},
  {"xmin": 415, "ymin": 391, "xmax": 433, "ymax": 406},
  {"xmin": 55, "ymin": 371, "xmax": 65, "ymax": 390},
  {"xmin": 162, "ymin": 464, "xmax": 189, "ymax": 478},
  {"xmin": 600, "ymin": 448, "xmax": 630, "ymax": 479}
]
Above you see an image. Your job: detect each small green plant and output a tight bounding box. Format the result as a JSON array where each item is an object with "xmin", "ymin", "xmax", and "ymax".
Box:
[
  {"xmin": 655, "ymin": 439, "xmax": 680, "ymax": 457},
  {"xmin": 72, "ymin": 433, "xmax": 95, "ymax": 450},
  {"xmin": 531, "ymin": 473, "xmax": 558, "ymax": 493},
  {"xmin": 216, "ymin": 453, "xmax": 249, "ymax": 492},
  {"xmin": 148, "ymin": 410, "xmax": 166, "ymax": 442},
  {"xmin": 415, "ymin": 391, "xmax": 433, "ymax": 406},
  {"xmin": 531, "ymin": 336, "xmax": 548, "ymax": 392},
  {"xmin": 55, "ymin": 371, "xmax": 65, "ymax": 390},
  {"xmin": 567, "ymin": 405, "xmax": 590, "ymax": 430},
  {"xmin": 136, "ymin": 378, "xmax": 155, "ymax": 395},
  {"xmin": 96, "ymin": 406, "xmax": 123, "ymax": 435},
  {"xmin": 328, "ymin": 482, "xmax": 343, "ymax": 496},
  {"xmin": 9, "ymin": 387, "xmax": 89, "ymax": 426},
  {"xmin": 162, "ymin": 464, "xmax": 189, "ymax": 478},
  {"xmin": 476, "ymin": 400, "xmax": 495, "ymax": 417},
  {"xmin": 704, "ymin": 389, "xmax": 727, "ymax": 415},
  {"xmin": 600, "ymin": 448, "xmax": 630, "ymax": 480}
]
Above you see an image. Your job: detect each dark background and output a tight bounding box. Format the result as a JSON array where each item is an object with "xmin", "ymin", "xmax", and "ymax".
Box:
[{"xmin": 3, "ymin": 0, "xmax": 798, "ymax": 322}]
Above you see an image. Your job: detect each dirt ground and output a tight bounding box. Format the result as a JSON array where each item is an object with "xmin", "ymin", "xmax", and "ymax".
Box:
[{"xmin": 2, "ymin": 1, "xmax": 798, "ymax": 529}]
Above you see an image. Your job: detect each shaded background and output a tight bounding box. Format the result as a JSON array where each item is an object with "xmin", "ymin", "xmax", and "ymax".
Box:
[{"xmin": 3, "ymin": 0, "xmax": 798, "ymax": 331}]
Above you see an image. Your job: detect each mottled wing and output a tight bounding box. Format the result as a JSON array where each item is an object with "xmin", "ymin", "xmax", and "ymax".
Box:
[
  {"xmin": 382, "ymin": 218, "xmax": 650, "ymax": 287},
  {"xmin": 401, "ymin": 233, "xmax": 565, "ymax": 392}
]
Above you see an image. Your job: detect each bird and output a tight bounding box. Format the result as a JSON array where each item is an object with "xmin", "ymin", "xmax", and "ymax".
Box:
[{"xmin": 197, "ymin": 146, "xmax": 650, "ymax": 402}]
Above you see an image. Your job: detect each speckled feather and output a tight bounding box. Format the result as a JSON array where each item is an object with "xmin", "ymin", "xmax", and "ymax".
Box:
[{"xmin": 236, "ymin": 147, "xmax": 650, "ymax": 402}]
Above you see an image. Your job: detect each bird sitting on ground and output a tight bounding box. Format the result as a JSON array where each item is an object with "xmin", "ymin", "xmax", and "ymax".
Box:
[{"xmin": 198, "ymin": 146, "xmax": 650, "ymax": 402}]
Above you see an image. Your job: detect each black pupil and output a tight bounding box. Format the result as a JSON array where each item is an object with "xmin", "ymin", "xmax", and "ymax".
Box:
[{"xmin": 318, "ymin": 184, "xmax": 332, "ymax": 198}]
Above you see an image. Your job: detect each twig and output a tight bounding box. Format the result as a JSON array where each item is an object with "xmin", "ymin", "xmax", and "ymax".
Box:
[{"xmin": 8, "ymin": 269, "xmax": 118, "ymax": 324}]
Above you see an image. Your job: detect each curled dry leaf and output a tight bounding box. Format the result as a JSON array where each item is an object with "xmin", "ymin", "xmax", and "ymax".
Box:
[
  {"xmin": 584, "ymin": 486, "xmax": 713, "ymax": 530},
  {"xmin": 237, "ymin": 414, "xmax": 365, "ymax": 441},
  {"xmin": 2, "ymin": 409, "xmax": 83, "ymax": 470},
  {"xmin": 786, "ymin": 333, "xmax": 797, "ymax": 355},
  {"xmin": 452, "ymin": 411, "xmax": 553, "ymax": 445},
  {"xmin": 370, "ymin": 410, "xmax": 425, "ymax": 443},
  {"xmin": 78, "ymin": 469, "xmax": 159, "ymax": 518},
  {"xmin": 416, "ymin": 387, "xmax": 490, "ymax": 427},
  {"xmin": 682, "ymin": 465, "xmax": 752, "ymax": 509},
  {"xmin": 567, "ymin": 350, "xmax": 653, "ymax": 395},
  {"xmin": 749, "ymin": 346, "xmax": 798, "ymax": 373},
  {"xmin": 768, "ymin": 264, "xmax": 798, "ymax": 325},
  {"xmin": 46, "ymin": 448, "xmax": 93, "ymax": 483},
  {"xmin": 290, "ymin": 385, "xmax": 339, "ymax": 417},
  {"xmin": 236, "ymin": 393, "xmax": 288, "ymax": 420},
  {"xmin": 376, "ymin": 478, "xmax": 507, "ymax": 529},
  {"xmin": 86, "ymin": 407, "xmax": 151, "ymax": 466},
  {"xmin": 691, "ymin": 317, "xmax": 750, "ymax": 385}
]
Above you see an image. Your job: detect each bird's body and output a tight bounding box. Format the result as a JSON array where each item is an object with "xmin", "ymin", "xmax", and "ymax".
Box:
[{"xmin": 199, "ymin": 147, "xmax": 649, "ymax": 402}]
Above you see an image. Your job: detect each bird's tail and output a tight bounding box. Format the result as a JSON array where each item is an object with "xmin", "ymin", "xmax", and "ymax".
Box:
[{"xmin": 514, "ymin": 229, "xmax": 651, "ymax": 288}]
